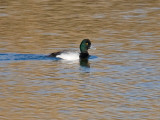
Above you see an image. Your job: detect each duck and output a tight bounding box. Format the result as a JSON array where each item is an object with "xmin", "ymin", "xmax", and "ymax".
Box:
[{"xmin": 49, "ymin": 39, "xmax": 91, "ymax": 60}]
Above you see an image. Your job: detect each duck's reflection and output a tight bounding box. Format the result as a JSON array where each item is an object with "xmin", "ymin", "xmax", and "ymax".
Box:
[{"xmin": 80, "ymin": 59, "xmax": 90, "ymax": 68}]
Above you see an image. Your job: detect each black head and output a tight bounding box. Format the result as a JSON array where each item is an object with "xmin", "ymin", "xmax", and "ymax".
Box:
[{"xmin": 80, "ymin": 39, "xmax": 91, "ymax": 53}]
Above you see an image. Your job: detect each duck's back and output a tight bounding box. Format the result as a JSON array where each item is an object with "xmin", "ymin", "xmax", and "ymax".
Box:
[
  {"xmin": 48, "ymin": 51, "xmax": 62, "ymax": 57},
  {"xmin": 49, "ymin": 50, "xmax": 79, "ymax": 60}
]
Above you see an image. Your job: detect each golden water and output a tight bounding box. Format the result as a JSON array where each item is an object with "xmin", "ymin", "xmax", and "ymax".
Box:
[{"xmin": 0, "ymin": 0, "xmax": 160, "ymax": 119}]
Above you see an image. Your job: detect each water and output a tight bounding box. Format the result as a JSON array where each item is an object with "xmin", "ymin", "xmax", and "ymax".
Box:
[{"xmin": 0, "ymin": 0, "xmax": 160, "ymax": 120}]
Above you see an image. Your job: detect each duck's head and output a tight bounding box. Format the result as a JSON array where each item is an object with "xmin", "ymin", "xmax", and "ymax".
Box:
[{"xmin": 80, "ymin": 39, "xmax": 91, "ymax": 53}]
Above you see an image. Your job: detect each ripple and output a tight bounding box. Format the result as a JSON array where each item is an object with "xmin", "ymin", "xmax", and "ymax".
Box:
[{"xmin": 0, "ymin": 53, "xmax": 58, "ymax": 61}]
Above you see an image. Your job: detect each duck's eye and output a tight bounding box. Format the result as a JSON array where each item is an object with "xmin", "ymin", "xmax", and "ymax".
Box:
[{"xmin": 86, "ymin": 43, "xmax": 88, "ymax": 45}]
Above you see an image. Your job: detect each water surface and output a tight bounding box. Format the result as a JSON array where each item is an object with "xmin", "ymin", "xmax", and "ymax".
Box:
[{"xmin": 0, "ymin": 0, "xmax": 160, "ymax": 120}]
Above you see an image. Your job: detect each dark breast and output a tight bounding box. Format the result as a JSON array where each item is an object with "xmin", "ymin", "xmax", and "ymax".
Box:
[{"xmin": 79, "ymin": 52, "xmax": 89, "ymax": 59}]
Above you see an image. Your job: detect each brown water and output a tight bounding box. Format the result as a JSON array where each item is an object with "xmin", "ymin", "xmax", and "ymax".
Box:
[{"xmin": 0, "ymin": 0, "xmax": 160, "ymax": 120}]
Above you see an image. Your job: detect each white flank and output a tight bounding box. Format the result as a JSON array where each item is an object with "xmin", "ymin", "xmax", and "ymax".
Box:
[{"xmin": 57, "ymin": 52, "xmax": 79, "ymax": 61}]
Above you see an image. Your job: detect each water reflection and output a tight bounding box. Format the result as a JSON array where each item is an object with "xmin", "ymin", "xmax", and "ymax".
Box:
[{"xmin": 80, "ymin": 59, "xmax": 90, "ymax": 68}]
